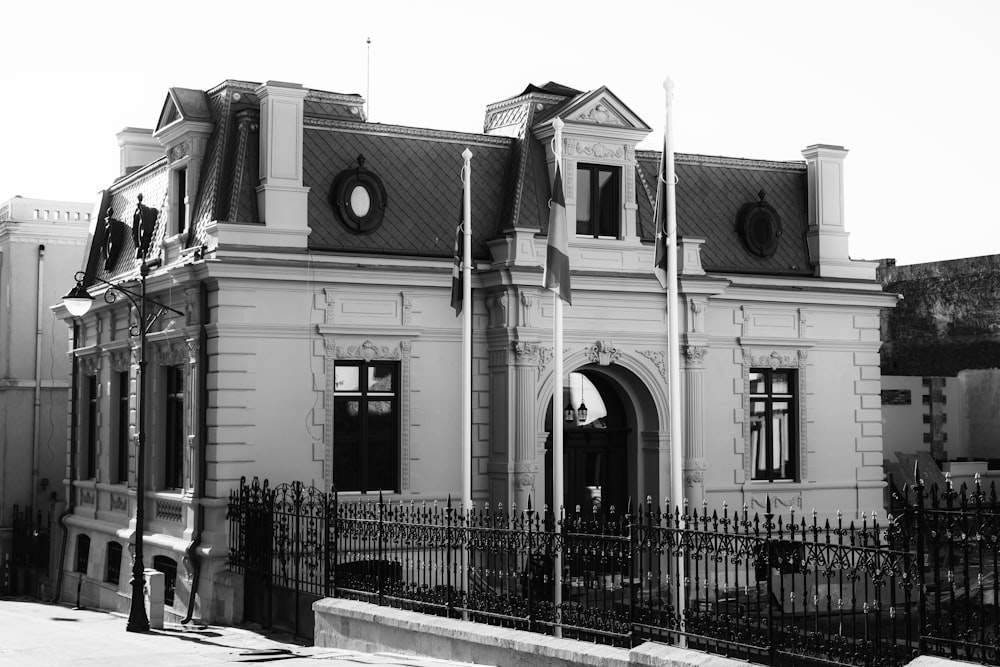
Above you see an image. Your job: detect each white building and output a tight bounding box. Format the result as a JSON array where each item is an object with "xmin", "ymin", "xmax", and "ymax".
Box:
[{"xmin": 53, "ymin": 79, "xmax": 895, "ymax": 623}]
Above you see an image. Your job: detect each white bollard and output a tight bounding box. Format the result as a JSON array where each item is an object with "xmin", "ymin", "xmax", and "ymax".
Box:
[{"xmin": 143, "ymin": 569, "xmax": 164, "ymax": 630}]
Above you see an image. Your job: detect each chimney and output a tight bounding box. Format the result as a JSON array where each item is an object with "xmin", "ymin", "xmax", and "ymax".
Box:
[
  {"xmin": 254, "ymin": 81, "xmax": 310, "ymax": 247},
  {"xmin": 117, "ymin": 128, "xmax": 164, "ymax": 177},
  {"xmin": 801, "ymin": 144, "xmax": 876, "ymax": 280}
]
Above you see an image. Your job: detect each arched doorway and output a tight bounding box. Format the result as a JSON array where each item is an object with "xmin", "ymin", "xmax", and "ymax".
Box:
[{"xmin": 545, "ymin": 369, "xmax": 633, "ymax": 515}]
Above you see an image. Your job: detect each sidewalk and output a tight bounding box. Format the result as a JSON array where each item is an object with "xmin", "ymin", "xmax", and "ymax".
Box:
[{"xmin": 0, "ymin": 597, "xmax": 488, "ymax": 666}]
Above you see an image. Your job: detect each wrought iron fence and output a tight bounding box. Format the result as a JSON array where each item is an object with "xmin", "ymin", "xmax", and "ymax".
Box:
[
  {"xmin": 890, "ymin": 475, "xmax": 1000, "ymax": 665},
  {"xmin": 228, "ymin": 476, "xmax": 1000, "ymax": 666}
]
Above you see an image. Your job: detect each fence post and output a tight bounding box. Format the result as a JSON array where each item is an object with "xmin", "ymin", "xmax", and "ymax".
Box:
[
  {"xmin": 293, "ymin": 483, "xmax": 303, "ymax": 639},
  {"xmin": 446, "ymin": 495, "xmax": 454, "ymax": 618},
  {"xmin": 627, "ymin": 498, "xmax": 636, "ymax": 648},
  {"xmin": 914, "ymin": 474, "xmax": 926, "ymax": 656},
  {"xmin": 764, "ymin": 494, "xmax": 776, "ymax": 666},
  {"xmin": 526, "ymin": 498, "xmax": 535, "ymax": 633},
  {"xmin": 377, "ymin": 491, "xmax": 385, "ymax": 607},
  {"xmin": 326, "ymin": 485, "xmax": 335, "ymax": 599}
]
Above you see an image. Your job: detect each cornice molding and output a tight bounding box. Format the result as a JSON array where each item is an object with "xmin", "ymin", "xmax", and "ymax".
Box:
[
  {"xmin": 305, "ymin": 117, "xmax": 513, "ymax": 147},
  {"xmin": 637, "ymin": 150, "xmax": 806, "ymax": 172}
]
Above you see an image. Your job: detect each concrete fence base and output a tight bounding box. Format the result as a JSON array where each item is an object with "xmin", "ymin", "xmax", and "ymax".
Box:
[{"xmin": 313, "ymin": 598, "xmax": 752, "ymax": 667}]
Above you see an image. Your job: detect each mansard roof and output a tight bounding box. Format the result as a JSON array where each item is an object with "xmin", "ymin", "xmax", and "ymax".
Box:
[
  {"xmin": 80, "ymin": 78, "xmax": 817, "ymax": 286},
  {"xmin": 637, "ymin": 152, "xmax": 813, "ymax": 276}
]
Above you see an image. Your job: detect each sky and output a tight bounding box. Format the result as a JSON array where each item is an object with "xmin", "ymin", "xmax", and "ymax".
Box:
[{"xmin": 2, "ymin": 0, "xmax": 997, "ymax": 266}]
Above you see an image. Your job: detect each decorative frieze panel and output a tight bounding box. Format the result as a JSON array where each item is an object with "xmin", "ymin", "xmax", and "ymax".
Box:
[
  {"xmin": 748, "ymin": 492, "xmax": 802, "ymax": 511},
  {"xmin": 155, "ymin": 343, "xmax": 190, "ymax": 367},
  {"xmin": 683, "ymin": 346, "xmax": 708, "ymax": 368},
  {"xmin": 637, "ymin": 349, "xmax": 667, "ymax": 381},
  {"xmin": 333, "ymin": 339, "xmax": 401, "ymax": 362},
  {"xmin": 512, "ymin": 342, "xmax": 540, "ymax": 365},
  {"xmin": 567, "ymin": 141, "xmax": 625, "ymax": 160},
  {"xmin": 486, "ymin": 292, "xmax": 508, "ymax": 328},
  {"xmin": 570, "ymin": 101, "xmax": 624, "ymax": 126},
  {"xmin": 741, "ymin": 306, "xmax": 800, "ymax": 339},
  {"xmin": 519, "ymin": 293, "xmax": 535, "ymax": 328},
  {"xmin": 80, "ymin": 355, "xmax": 101, "ymax": 377},
  {"xmin": 584, "ymin": 340, "xmax": 621, "ymax": 367},
  {"xmin": 536, "ymin": 346, "xmax": 554, "ymax": 380},
  {"xmin": 184, "ymin": 287, "xmax": 200, "ymax": 326},
  {"xmin": 110, "ymin": 350, "xmax": 131, "ymax": 373}
]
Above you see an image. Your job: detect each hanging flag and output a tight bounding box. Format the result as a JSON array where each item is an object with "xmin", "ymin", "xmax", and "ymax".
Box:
[
  {"xmin": 451, "ymin": 220, "xmax": 463, "ymax": 315},
  {"xmin": 653, "ymin": 139, "xmax": 669, "ymax": 289},
  {"xmin": 544, "ymin": 162, "xmax": 572, "ymax": 304}
]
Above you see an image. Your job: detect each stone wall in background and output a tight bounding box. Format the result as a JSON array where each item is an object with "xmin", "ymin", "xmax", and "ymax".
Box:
[{"xmin": 879, "ymin": 254, "xmax": 1000, "ymax": 376}]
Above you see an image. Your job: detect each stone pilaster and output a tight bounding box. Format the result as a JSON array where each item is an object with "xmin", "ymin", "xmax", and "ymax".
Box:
[{"xmin": 682, "ymin": 345, "xmax": 708, "ymax": 502}]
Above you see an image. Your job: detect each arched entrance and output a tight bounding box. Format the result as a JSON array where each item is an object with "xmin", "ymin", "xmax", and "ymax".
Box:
[{"xmin": 544, "ymin": 366, "xmax": 642, "ymax": 515}]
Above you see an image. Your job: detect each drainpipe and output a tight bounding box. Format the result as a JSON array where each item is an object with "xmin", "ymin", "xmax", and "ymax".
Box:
[
  {"xmin": 181, "ymin": 280, "xmax": 208, "ymax": 623},
  {"xmin": 52, "ymin": 322, "xmax": 79, "ymax": 603},
  {"xmin": 31, "ymin": 245, "xmax": 45, "ymax": 509}
]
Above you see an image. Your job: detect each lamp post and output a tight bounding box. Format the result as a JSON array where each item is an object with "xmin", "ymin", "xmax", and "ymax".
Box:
[{"xmin": 63, "ymin": 259, "xmax": 182, "ymax": 633}]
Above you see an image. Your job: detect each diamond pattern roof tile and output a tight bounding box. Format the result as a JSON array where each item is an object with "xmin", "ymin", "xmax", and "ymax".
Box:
[
  {"xmin": 304, "ymin": 127, "xmax": 509, "ymax": 259},
  {"xmin": 635, "ymin": 151, "xmax": 812, "ymax": 276}
]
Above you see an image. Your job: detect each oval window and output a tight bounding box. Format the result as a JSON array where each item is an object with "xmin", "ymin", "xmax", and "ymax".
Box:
[
  {"xmin": 349, "ymin": 184, "xmax": 372, "ymax": 217},
  {"xmin": 330, "ymin": 154, "xmax": 388, "ymax": 234},
  {"xmin": 736, "ymin": 194, "xmax": 782, "ymax": 258}
]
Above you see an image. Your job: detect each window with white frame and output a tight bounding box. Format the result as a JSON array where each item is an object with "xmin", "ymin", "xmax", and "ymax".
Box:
[
  {"xmin": 333, "ymin": 361, "xmax": 399, "ymax": 493},
  {"xmin": 174, "ymin": 167, "xmax": 187, "ymax": 236},
  {"xmin": 575, "ymin": 163, "xmax": 621, "ymax": 239},
  {"xmin": 749, "ymin": 368, "xmax": 797, "ymax": 482},
  {"xmin": 84, "ymin": 374, "xmax": 98, "ymax": 479},
  {"xmin": 114, "ymin": 371, "xmax": 130, "ymax": 484},
  {"xmin": 163, "ymin": 366, "xmax": 185, "ymax": 489}
]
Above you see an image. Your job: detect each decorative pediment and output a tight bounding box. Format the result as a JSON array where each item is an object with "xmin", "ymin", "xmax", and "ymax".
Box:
[
  {"xmin": 571, "ymin": 99, "xmax": 626, "ymax": 126},
  {"xmin": 559, "ymin": 87, "xmax": 650, "ymax": 132},
  {"xmin": 155, "ymin": 87, "xmax": 212, "ymax": 134}
]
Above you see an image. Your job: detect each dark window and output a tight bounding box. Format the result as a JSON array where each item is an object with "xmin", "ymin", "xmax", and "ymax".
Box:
[
  {"xmin": 75, "ymin": 534, "xmax": 91, "ymax": 574},
  {"xmin": 105, "ymin": 542, "xmax": 122, "ymax": 584},
  {"xmin": 174, "ymin": 167, "xmax": 187, "ymax": 236},
  {"xmin": 85, "ymin": 375, "xmax": 98, "ymax": 479},
  {"xmin": 749, "ymin": 368, "xmax": 797, "ymax": 482},
  {"xmin": 164, "ymin": 366, "xmax": 184, "ymax": 489},
  {"xmin": 152, "ymin": 555, "xmax": 177, "ymax": 606},
  {"xmin": 575, "ymin": 163, "xmax": 620, "ymax": 239},
  {"xmin": 333, "ymin": 361, "xmax": 399, "ymax": 493},
  {"xmin": 115, "ymin": 371, "xmax": 130, "ymax": 483}
]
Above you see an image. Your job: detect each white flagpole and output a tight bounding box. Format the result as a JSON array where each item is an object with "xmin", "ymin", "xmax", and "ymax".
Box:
[
  {"xmin": 461, "ymin": 148, "xmax": 473, "ymax": 512},
  {"xmin": 459, "ymin": 148, "xmax": 473, "ymax": 622},
  {"xmin": 664, "ymin": 76, "xmax": 687, "ymax": 644},
  {"xmin": 551, "ymin": 118, "xmax": 565, "ymax": 637}
]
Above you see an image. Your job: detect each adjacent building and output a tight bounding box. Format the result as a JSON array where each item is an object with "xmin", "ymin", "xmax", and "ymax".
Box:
[
  {"xmin": 880, "ymin": 255, "xmax": 1000, "ymax": 491},
  {"xmin": 0, "ymin": 196, "xmax": 90, "ymax": 595},
  {"xmin": 53, "ymin": 79, "xmax": 895, "ymax": 622}
]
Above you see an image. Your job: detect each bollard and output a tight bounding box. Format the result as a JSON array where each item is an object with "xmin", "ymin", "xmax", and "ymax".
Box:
[{"xmin": 144, "ymin": 569, "xmax": 164, "ymax": 630}]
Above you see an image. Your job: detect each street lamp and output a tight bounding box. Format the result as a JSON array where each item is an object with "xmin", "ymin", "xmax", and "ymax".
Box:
[{"xmin": 63, "ymin": 259, "xmax": 182, "ymax": 633}]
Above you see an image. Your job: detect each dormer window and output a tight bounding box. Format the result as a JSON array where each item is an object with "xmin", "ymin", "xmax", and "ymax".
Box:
[
  {"xmin": 171, "ymin": 166, "xmax": 187, "ymax": 237},
  {"xmin": 575, "ymin": 163, "xmax": 620, "ymax": 239}
]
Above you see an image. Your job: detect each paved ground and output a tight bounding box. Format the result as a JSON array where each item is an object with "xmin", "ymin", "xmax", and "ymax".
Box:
[{"xmin": 0, "ymin": 597, "xmax": 486, "ymax": 666}]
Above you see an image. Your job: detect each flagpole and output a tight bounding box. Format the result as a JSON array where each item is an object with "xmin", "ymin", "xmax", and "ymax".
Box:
[
  {"xmin": 663, "ymin": 76, "xmax": 687, "ymax": 644},
  {"xmin": 550, "ymin": 118, "xmax": 566, "ymax": 637},
  {"xmin": 461, "ymin": 148, "xmax": 473, "ymax": 513}
]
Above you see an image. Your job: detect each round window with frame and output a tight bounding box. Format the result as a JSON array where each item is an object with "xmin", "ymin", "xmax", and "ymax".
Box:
[
  {"xmin": 736, "ymin": 192, "xmax": 783, "ymax": 258},
  {"xmin": 330, "ymin": 154, "xmax": 388, "ymax": 234}
]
